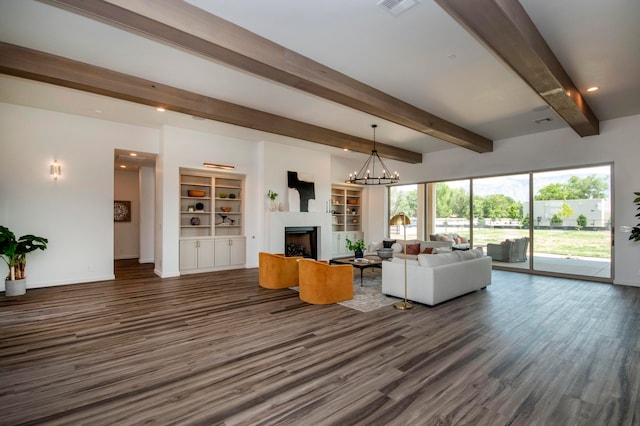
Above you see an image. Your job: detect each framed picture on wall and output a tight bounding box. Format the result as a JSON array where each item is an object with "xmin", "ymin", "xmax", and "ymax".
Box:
[{"xmin": 114, "ymin": 200, "xmax": 131, "ymax": 222}]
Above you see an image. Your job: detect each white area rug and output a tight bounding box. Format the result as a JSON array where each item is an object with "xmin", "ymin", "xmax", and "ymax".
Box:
[{"xmin": 292, "ymin": 269, "xmax": 398, "ymax": 313}]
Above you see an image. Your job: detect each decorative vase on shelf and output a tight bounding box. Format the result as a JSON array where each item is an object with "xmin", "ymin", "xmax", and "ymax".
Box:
[
  {"xmin": 278, "ymin": 202, "xmax": 285, "ymax": 212},
  {"xmin": 269, "ymin": 200, "xmax": 276, "ymax": 211}
]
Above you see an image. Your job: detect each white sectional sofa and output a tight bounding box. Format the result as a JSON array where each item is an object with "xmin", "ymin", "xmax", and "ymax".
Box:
[{"xmin": 381, "ymin": 248, "xmax": 492, "ymax": 306}]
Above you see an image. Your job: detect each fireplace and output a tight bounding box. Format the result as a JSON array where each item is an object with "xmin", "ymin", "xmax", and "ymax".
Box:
[{"xmin": 284, "ymin": 227, "xmax": 318, "ymax": 259}]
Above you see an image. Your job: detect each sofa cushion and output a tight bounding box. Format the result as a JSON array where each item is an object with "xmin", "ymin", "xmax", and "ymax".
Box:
[
  {"xmin": 421, "ymin": 247, "xmax": 434, "ymax": 254},
  {"xmin": 383, "ymin": 239, "xmax": 396, "ymax": 249},
  {"xmin": 417, "ymin": 252, "xmax": 459, "ymax": 268},
  {"xmin": 405, "ymin": 243, "xmax": 421, "ymax": 255}
]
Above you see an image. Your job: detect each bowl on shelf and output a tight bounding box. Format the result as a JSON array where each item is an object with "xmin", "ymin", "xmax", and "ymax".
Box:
[
  {"xmin": 188, "ymin": 189, "xmax": 206, "ymax": 197},
  {"xmin": 347, "ymin": 199, "xmax": 358, "ymax": 205},
  {"xmin": 220, "ymin": 207, "xmax": 232, "ymax": 212}
]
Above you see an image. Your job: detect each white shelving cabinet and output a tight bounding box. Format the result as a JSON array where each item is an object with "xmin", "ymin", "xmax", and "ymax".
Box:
[{"xmin": 179, "ymin": 169, "xmax": 246, "ymax": 274}]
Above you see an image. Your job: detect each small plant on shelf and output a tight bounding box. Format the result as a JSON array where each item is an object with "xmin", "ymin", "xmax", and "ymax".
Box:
[{"xmin": 267, "ymin": 190, "xmax": 278, "ymax": 201}]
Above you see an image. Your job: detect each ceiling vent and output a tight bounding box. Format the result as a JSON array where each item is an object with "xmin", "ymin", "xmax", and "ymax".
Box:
[{"xmin": 378, "ymin": 0, "xmax": 418, "ymax": 16}]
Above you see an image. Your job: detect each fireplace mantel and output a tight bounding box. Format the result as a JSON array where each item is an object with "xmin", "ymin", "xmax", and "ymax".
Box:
[{"xmin": 266, "ymin": 212, "xmax": 332, "ymax": 260}]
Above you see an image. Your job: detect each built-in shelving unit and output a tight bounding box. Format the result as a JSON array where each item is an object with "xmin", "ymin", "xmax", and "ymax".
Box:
[
  {"xmin": 179, "ymin": 168, "xmax": 245, "ymax": 273},
  {"xmin": 331, "ymin": 184, "xmax": 364, "ymax": 258}
]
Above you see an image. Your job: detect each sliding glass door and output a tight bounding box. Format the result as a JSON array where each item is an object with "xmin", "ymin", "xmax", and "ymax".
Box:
[
  {"xmin": 391, "ymin": 163, "xmax": 613, "ymax": 281},
  {"xmin": 531, "ymin": 165, "xmax": 612, "ymax": 279},
  {"xmin": 472, "ymin": 174, "xmax": 530, "ymax": 269}
]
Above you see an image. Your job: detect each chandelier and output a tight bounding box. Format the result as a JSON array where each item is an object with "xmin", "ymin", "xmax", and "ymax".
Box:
[{"xmin": 346, "ymin": 124, "xmax": 399, "ymax": 185}]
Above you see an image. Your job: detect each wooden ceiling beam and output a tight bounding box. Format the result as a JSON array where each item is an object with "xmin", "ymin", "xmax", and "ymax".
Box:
[
  {"xmin": 44, "ymin": 0, "xmax": 493, "ymax": 153},
  {"xmin": 0, "ymin": 42, "xmax": 422, "ymax": 164},
  {"xmin": 436, "ymin": 0, "xmax": 599, "ymax": 137}
]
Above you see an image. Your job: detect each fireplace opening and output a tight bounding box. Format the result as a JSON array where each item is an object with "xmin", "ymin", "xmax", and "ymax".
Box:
[{"xmin": 284, "ymin": 227, "xmax": 318, "ymax": 259}]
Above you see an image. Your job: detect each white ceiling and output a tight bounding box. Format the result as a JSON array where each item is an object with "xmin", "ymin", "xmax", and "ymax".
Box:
[{"xmin": 1, "ymin": 0, "xmax": 639, "ymax": 160}]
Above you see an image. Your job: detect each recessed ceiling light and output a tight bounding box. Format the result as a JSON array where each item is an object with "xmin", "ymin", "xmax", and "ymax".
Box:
[
  {"xmin": 129, "ymin": 152, "xmax": 137, "ymax": 157},
  {"xmin": 156, "ymin": 107, "xmax": 166, "ymax": 112},
  {"xmin": 120, "ymin": 165, "xmax": 127, "ymax": 168},
  {"xmin": 343, "ymin": 148, "xmax": 349, "ymax": 152},
  {"xmin": 587, "ymin": 86, "xmax": 600, "ymax": 92},
  {"xmin": 95, "ymin": 109, "xmax": 103, "ymax": 114}
]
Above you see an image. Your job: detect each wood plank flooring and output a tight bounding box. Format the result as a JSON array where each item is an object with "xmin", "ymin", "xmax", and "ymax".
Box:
[{"xmin": 1, "ymin": 260, "xmax": 639, "ymax": 425}]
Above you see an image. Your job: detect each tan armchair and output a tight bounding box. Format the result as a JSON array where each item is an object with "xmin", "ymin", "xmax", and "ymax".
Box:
[
  {"xmin": 298, "ymin": 259, "xmax": 353, "ymax": 304},
  {"xmin": 258, "ymin": 252, "xmax": 302, "ymax": 289}
]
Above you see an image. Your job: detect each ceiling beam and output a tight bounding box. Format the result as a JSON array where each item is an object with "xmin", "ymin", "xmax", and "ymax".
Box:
[
  {"xmin": 436, "ymin": 0, "xmax": 599, "ymax": 137},
  {"xmin": 0, "ymin": 42, "xmax": 422, "ymax": 164},
  {"xmin": 43, "ymin": 0, "xmax": 493, "ymax": 153}
]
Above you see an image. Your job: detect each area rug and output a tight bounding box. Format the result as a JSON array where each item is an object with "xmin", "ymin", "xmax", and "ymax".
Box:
[{"xmin": 291, "ymin": 270, "xmax": 398, "ymax": 313}]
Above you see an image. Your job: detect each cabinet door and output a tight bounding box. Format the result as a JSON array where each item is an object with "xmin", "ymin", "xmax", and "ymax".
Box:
[
  {"xmin": 229, "ymin": 237, "xmax": 246, "ymax": 266},
  {"xmin": 179, "ymin": 240, "xmax": 198, "ymax": 271},
  {"xmin": 214, "ymin": 239, "xmax": 231, "ymax": 267},
  {"xmin": 197, "ymin": 239, "xmax": 215, "ymax": 269}
]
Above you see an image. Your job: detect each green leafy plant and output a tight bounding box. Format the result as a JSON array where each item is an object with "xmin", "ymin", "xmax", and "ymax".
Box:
[
  {"xmin": 0, "ymin": 226, "xmax": 48, "ymax": 281},
  {"xmin": 345, "ymin": 237, "xmax": 365, "ymax": 252},
  {"xmin": 577, "ymin": 214, "xmax": 587, "ymax": 228},
  {"xmin": 630, "ymin": 192, "xmax": 640, "ymax": 242},
  {"xmin": 267, "ymin": 190, "xmax": 278, "ymax": 201}
]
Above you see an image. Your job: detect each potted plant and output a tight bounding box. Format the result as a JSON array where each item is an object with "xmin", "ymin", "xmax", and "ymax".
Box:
[
  {"xmin": 630, "ymin": 192, "xmax": 640, "ymax": 242},
  {"xmin": 267, "ymin": 190, "xmax": 278, "ymax": 211},
  {"xmin": 0, "ymin": 226, "xmax": 48, "ymax": 296},
  {"xmin": 345, "ymin": 237, "xmax": 366, "ymax": 258}
]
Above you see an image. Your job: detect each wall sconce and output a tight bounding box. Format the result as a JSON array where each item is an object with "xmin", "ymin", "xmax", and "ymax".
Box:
[
  {"xmin": 203, "ymin": 162, "xmax": 234, "ymax": 170},
  {"xmin": 50, "ymin": 160, "xmax": 61, "ymax": 180}
]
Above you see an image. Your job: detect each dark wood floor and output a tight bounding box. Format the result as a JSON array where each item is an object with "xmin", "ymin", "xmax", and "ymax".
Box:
[{"xmin": 1, "ymin": 260, "xmax": 639, "ymax": 425}]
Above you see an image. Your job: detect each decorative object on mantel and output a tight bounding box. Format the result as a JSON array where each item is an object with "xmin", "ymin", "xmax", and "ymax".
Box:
[
  {"xmin": 345, "ymin": 237, "xmax": 366, "ymax": 259},
  {"xmin": 389, "ymin": 213, "xmax": 412, "ymax": 310},
  {"xmin": 346, "ymin": 124, "xmax": 399, "ymax": 185},
  {"xmin": 278, "ymin": 202, "xmax": 285, "ymax": 212},
  {"xmin": 630, "ymin": 192, "xmax": 640, "ymax": 242},
  {"xmin": 267, "ymin": 190, "xmax": 278, "ymax": 211}
]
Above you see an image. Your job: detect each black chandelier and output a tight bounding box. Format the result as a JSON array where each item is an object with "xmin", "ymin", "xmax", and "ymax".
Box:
[{"xmin": 346, "ymin": 124, "xmax": 399, "ymax": 185}]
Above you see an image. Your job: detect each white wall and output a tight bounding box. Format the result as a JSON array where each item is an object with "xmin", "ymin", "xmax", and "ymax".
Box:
[
  {"xmin": 114, "ymin": 169, "xmax": 140, "ymax": 260},
  {"xmin": 139, "ymin": 166, "xmax": 155, "ymax": 263},
  {"xmin": 263, "ymin": 141, "xmax": 334, "ymax": 260},
  {"xmin": 0, "ymin": 103, "xmax": 159, "ymax": 289},
  {"xmin": 363, "ymin": 115, "xmax": 640, "ymax": 286},
  {"xmin": 158, "ymin": 126, "xmax": 261, "ymax": 276}
]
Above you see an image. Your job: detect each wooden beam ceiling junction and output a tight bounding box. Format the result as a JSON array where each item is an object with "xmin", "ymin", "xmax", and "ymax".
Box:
[
  {"xmin": 0, "ymin": 42, "xmax": 422, "ymax": 164},
  {"xmin": 44, "ymin": 0, "xmax": 493, "ymax": 153},
  {"xmin": 436, "ymin": 0, "xmax": 599, "ymax": 137}
]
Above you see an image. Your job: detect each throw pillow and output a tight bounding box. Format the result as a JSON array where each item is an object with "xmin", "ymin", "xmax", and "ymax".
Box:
[
  {"xmin": 439, "ymin": 235, "xmax": 450, "ymax": 242},
  {"xmin": 421, "ymin": 247, "xmax": 434, "ymax": 254},
  {"xmin": 459, "ymin": 236, "xmax": 469, "ymax": 243},
  {"xmin": 455, "ymin": 237, "xmax": 462, "ymax": 244},
  {"xmin": 383, "ymin": 239, "xmax": 396, "ymax": 249},
  {"xmin": 405, "ymin": 243, "xmax": 421, "ymax": 255}
]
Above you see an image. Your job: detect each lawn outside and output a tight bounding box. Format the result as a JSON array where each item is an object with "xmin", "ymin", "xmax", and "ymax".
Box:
[{"xmin": 388, "ymin": 227, "xmax": 610, "ymax": 259}]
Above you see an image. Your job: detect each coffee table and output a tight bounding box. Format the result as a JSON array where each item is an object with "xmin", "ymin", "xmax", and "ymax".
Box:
[{"xmin": 330, "ymin": 256, "xmax": 383, "ymax": 286}]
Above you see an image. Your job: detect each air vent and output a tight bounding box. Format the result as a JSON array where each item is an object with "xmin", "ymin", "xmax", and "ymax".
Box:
[
  {"xmin": 377, "ymin": 0, "xmax": 418, "ymax": 16},
  {"xmin": 534, "ymin": 117, "xmax": 553, "ymax": 124}
]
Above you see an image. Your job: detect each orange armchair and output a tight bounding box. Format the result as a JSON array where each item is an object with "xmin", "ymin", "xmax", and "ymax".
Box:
[
  {"xmin": 259, "ymin": 252, "xmax": 303, "ymax": 289},
  {"xmin": 298, "ymin": 259, "xmax": 353, "ymax": 304}
]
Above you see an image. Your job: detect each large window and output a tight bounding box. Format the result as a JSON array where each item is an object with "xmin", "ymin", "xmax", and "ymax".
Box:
[
  {"xmin": 473, "ymin": 174, "xmax": 530, "ymax": 270},
  {"xmin": 389, "ymin": 164, "xmax": 613, "ymax": 281},
  {"xmin": 531, "ymin": 166, "xmax": 611, "ymax": 279},
  {"xmin": 388, "ymin": 184, "xmax": 423, "ymax": 240}
]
